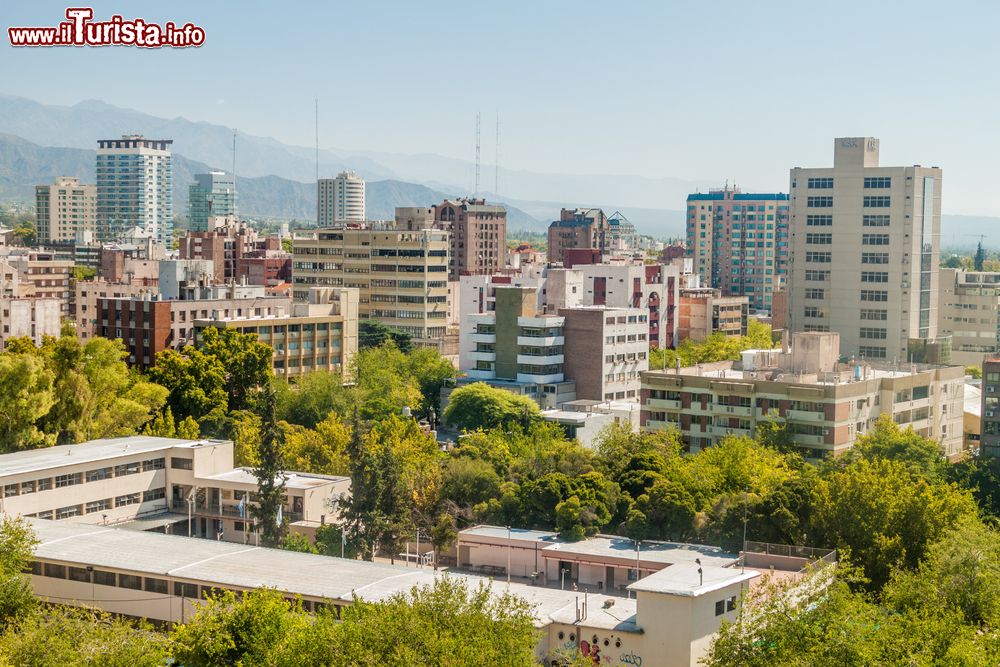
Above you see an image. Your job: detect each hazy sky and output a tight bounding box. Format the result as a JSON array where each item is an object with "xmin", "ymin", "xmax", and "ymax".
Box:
[{"xmin": 3, "ymin": 0, "xmax": 999, "ymax": 214}]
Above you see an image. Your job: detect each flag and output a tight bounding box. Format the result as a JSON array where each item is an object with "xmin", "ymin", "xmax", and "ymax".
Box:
[
  {"xmin": 237, "ymin": 496, "xmax": 245, "ymax": 518},
  {"xmin": 276, "ymin": 505, "xmax": 282, "ymax": 526}
]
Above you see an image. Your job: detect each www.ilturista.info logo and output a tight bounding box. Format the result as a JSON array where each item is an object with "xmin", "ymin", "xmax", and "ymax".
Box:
[{"xmin": 8, "ymin": 7, "xmax": 205, "ymax": 48}]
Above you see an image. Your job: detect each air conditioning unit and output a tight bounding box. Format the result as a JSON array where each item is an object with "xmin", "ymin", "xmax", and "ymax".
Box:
[
  {"xmin": 988, "ymin": 386, "xmax": 996, "ymax": 393},
  {"xmin": 822, "ymin": 428, "xmax": 830, "ymax": 435}
]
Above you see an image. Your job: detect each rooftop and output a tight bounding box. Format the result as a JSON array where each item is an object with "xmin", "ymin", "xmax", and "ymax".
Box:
[
  {"xmin": 0, "ymin": 436, "xmax": 225, "ymax": 477},
  {"xmin": 542, "ymin": 536, "xmax": 739, "ymax": 568},
  {"xmin": 627, "ymin": 562, "xmax": 758, "ymax": 597},
  {"xmin": 459, "ymin": 525, "xmax": 560, "ymax": 544},
  {"xmin": 201, "ymin": 468, "xmax": 349, "ymax": 490}
]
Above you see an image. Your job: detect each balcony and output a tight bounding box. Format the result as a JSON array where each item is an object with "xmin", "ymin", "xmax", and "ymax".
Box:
[
  {"xmin": 517, "ymin": 335, "xmax": 564, "ymax": 347},
  {"xmin": 516, "ymin": 353, "xmax": 564, "ymax": 366},
  {"xmin": 786, "ymin": 409, "xmax": 825, "ymax": 422},
  {"xmin": 714, "ymin": 404, "xmax": 752, "ymax": 417},
  {"xmin": 469, "ymin": 333, "xmax": 496, "ymax": 344},
  {"xmin": 644, "ymin": 419, "xmax": 680, "ymax": 432},
  {"xmin": 711, "ymin": 425, "xmax": 751, "ymax": 438},
  {"xmin": 792, "ymin": 434, "xmax": 825, "ymax": 447},
  {"xmin": 646, "ymin": 398, "xmax": 682, "ymax": 410},
  {"xmin": 468, "ymin": 351, "xmax": 496, "ymax": 362},
  {"xmin": 465, "ymin": 369, "xmax": 496, "ymax": 380},
  {"xmin": 516, "ymin": 372, "xmax": 564, "ymax": 384}
]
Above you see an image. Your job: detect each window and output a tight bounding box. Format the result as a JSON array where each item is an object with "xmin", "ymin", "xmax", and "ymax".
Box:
[
  {"xmin": 859, "ymin": 345, "xmax": 887, "ymax": 359},
  {"xmin": 55, "ymin": 473, "xmax": 81, "ymax": 488},
  {"xmin": 19, "ymin": 480, "xmax": 35, "ymax": 494},
  {"xmin": 86, "ymin": 467, "xmax": 112, "ymax": 483},
  {"xmin": 715, "ymin": 599, "xmax": 726, "ymax": 616},
  {"xmin": 805, "ymin": 270, "xmax": 830, "ymax": 281},
  {"xmin": 3, "ymin": 484, "xmax": 16, "ymax": 498},
  {"xmin": 860, "ymin": 309, "xmax": 887, "ymax": 321},
  {"xmin": 863, "ymin": 215, "xmax": 890, "ymax": 227},
  {"xmin": 804, "ymin": 307, "xmax": 821, "ymax": 318},
  {"xmin": 175, "ymin": 582, "xmax": 198, "ymax": 598},
  {"xmin": 861, "ymin": 252, "xmax": 889, "ymax": 264},
  {"xmin": 862, "ymin": 234, "xmax": 890, "ymax": 245},
  {"xmin": 805, "ymin": 252, "xmax": 831, "ymax": 263},
  {"xmin": 114, "ymin": 462, "xmax": 141, "ymax": 477},
  {"xmin": 864, "ymin": 176, "xmax": 891, "ymax": 188},
  {"xmin": 68, "ymin": 566, "xmax": 91, "ymax": 583},
  {"xmin": 806, "ymin": 233, "xmax": 832, "ymax": 244},
  {"xmin": 860, "ymin": 327, "xmax": 887, "ymax": 339},
  {"xmin": 806, "ymin": 215, "xmax": 832, "ymax": 226},
  {"xmin": 43, "ymin": 563, "xmax": 66, "ymax": 579},
  {"xmin": 143, "ymin": 488, "xmax": 166, "ymax": 502},
  {"xmin": 119, "ymin": 574, "xmax": 142, "ymax": 590},
  {"xmin": 171, "ymin": 457, "xmax": 193, "ymax": 471},
  {"xmin": 804, "ymin": 288, "xmax": 825, "ymax": 299},
  {"xmin": 807, "ymin": 196, "xmax": 833, "ymax": 208},
  {"xmin": 55, "ymin": 505, "xmax": 81, "ymax": 519},
  {"xmin": 36, "ymin": 477, "xmax": 52, "ymax": 491},
  {"xmin": 85, "ymin": 499, "xmax": 111, "ymax": 514},
  {"xmin": 807, "ymin": 177, "xmax": 833, "ymax": 189},
  {"xmin": 144, "ymin": 577, "xmax": 168, "ymax": 594},
  {"xmin": 116, "ymin": 492, "xmax": 140, "ymax": 507},
  {"xmin": 861, "ymin": 271, "xmax": 889, "ymax": 283},
  {"xmin": 863, "ymin": 196, "xmax": 891, "ymax": 208},
  {"xmin": 727, "ymin": 596, "xmax": 738, "ymax": 612},
  {"xmin": 142, "ymin": 458, "xmax": 165, "ymax": 472},
  {"xmin": 861, "ymin": 290, "xmax": 889, "ymax": 302},
  {"xmin": 93, "ymin": 570, "xmax": 116, "ymax": 587}
]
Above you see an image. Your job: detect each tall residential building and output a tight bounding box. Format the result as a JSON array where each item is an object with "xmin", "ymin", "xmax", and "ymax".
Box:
[
  {"xmin": 677, "ymin": 288, "xmax": 750, "ymax": 342},
  {"xmin": 787, "ymin": 138, "xmax": 944, "ymax": 362},
  {"xmin": 291, "ymin": 221, "xmax": 450, "ymax": 343},
  {"xmin": 35, "ymin": 177, "xmax": 97, "ymax": 244},
  {"xmin": 981, "ymin": 358, "xmax": 1000, "ymax": 457},
  {"xmin": 96, "ymin": 135, "xmax": 173, "ymax": 244},
  {"xmin": 686, "ymin": 188, "xmax": 789, "ymax": 313},
  {"xmin": 433, "ymin": 198, "xmax": 507, "ymax": 279},
  {"xmin": 641, "ymin": 331, "xmax": 965, "ymax": 458},
  {"xmin": 559, "ymin": 306, "xmax": 650, "ymax": 402},
  {"xmin": 188, "ymin": 172, "xmax": 236, "ymax": 232},
  {"xmin": 317, "ymin": 171, "xmax": 365, "ymax": 225},
  {"xmin": 937, "ymin": 268, "xmax": 1000, "ymax": 367},
  {"xmin": 547, "ymin": 208, "xmax": 610, "ymax": 265}
]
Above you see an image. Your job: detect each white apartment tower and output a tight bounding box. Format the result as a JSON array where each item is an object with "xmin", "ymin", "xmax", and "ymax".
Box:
[
  {"xmin": 788, "ymin": 138, "xmax": 944, "ymax": 363},
  {"xmin": 318, "ymin": 171, "xmax": 366, "ymax": 225},
  {"xmin": 96, "ymin": 135, "xmax": 173, "ymax": 245}
]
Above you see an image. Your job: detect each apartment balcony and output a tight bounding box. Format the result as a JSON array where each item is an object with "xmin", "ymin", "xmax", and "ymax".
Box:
[
  {"xmin": 646, "ymin": 398, "xmax": 682, "ymax": 410},
  {"xmin": 792, "ymin": 434, "xmax": 825, "ymax": 447},
  {"xmin": 465, "ymin": 369, "xmax": 496, "ymax": 380},
  {"xmin": 469, "ymin": 333, "xmax": 496, "ymax": 344},
  {"xmin": 517, "ymin": 335, "xmax": 564, "ymax": 347},
  {"xmin": 644, "ymin": 419, "xmax": 681, "ymax": 432},
  {"xmin": 516, "ymin": 353, "xmax": 564, "ymax": 366},
  {"xmin": 518, "ymin": 316, "xmax": 564, "ymax": 328},
  {"xmin": 467, "ymin": 351, "xmax": 496, "ymax": 362},
  {"xmin": 714, "ymin": 404, "xmax": 752, "ymax": 417},
  {"xmin": 516, "ymin": 372, "xmax": 564, "ymax": 384},
  {"xmin": 711, "ymin": 425, "xmax": 751, "ymax": 438},
  {"xmin": 171, "ymin": 500, "xmax": 302, "ymax": 524},
  {"xmin": 786, "ymin": 409, "xmax": 825, "ymax": 422}
]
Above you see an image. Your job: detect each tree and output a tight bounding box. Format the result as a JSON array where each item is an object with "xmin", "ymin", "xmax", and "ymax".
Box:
[
  {"xmin": 404, "ymin": 346, "xmax": 456, "ymax": 419},
  {"xmin": 359, "ymin": 319, "xmax": 412, "ymax": 352},
  {"xmin": 148, "ymin": 346, "xmax": 228, "ymax": 426},
  {"xmin": 0, "ymin": 516, "xmax": 38, "ymax": 629},
  {"xmin": 810, "ymin": 457, "xmax": 977, "ymax": 590},
  {"xmin": 443, "ymin": 382, "xmax": 540, "ymax": 432},
  {"xmin": 252, "ymin": 388, "xmax": 287, "ymax": 548},
  {"xmin": 72, "ymin": 265, "xmax": 97, "ymax": 282},
  {"xmin": 976, "ymin": 240, "xmax": 987, "ymax": 271},
  {"xmin": 314, "ymin": 523, "xmax": 361, "ymax": 560},
  {"xmin": 0, "ymin": 353, "xmax": 55, "ymax": 452},
  {"xmin": 281, "ymin": 413, "xmax": 351, "ymax": 476},
  {"xmin": 276, "ymin": 370, "xmax": 355, "ymax": 429},
  {"xmin": 352, "ymin": 342, "xmax": 422, "ymax": 422},
  {"xmin": 966, "ymin": 365, "xmax": 983, "ymax": 379},
  {"xmin": 198, "ymin": 326, "xmax": 274, "ymax": 413},
  {"xmin": 440, "ymin": 457, "xmax": 502, "ymax": 514},
  {"xmin": 282, "ymin": 532, "xmax": 318, "ymax": 554},
  {"xmin": 624, "ymin": 478, "xmax": 698, "ymax": 542},
  {"xmin": 840, "ymin": 415, "xmax": 946, "ymax": 482}
]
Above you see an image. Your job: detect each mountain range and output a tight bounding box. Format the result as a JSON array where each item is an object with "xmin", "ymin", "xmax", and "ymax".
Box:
[{"xmin": 0, "ymin": 94, "xmax": 997, "ymax": 244}]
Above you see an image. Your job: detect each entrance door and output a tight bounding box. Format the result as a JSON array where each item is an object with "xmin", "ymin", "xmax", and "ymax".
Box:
[{"xmin": 606, "ymin": 566, "xmax": 616, "ymax": 590}]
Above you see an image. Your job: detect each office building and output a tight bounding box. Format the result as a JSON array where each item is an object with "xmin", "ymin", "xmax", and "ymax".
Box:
[
  {"xmin": 433, "ymin": 198, "xmax": 507, "ymax": 279},
  {"xmin": 0, "ymin": 435, "xmax": 349, "ymax": 543},
  {"xmin": 75, "ymin": 277, "xmax": 158, "ymax": 341},
  {"xmin": 179, "ymin": 216, "xmax": 286, "ymax": 285},
  {"xmin": 96, "ymin": 135, "xmax": 173, "ymax": 244},
  {"xmin": 318, "ymin": 171, "xmax": 365, "ymax": 225},
  {"xmin": 547, "ymin": 208, "xmax": 610, "ymax": 265},
  {"xmin": 981, "ymin": 359, "xmax": 1000, "ymax": 457},
  {"xmin": 188, "ymin": 172, "xmax": 236, "ymax": 232},
  {"xmin": 35, "ymin": 177, "xmax": 97, "ymax": 245},
  {"xmin": 787, "ymin": 138, "xmax": 944, "ymax": 361},
  {"xmin": 937, "ymin": 268, "xmax": 1000, "ymax": 366},
  {"xmin": 685, "ymin": 188, "xmax": 789, "ymax": 314},
  {"xmin": 3, "ymin": 250, "xmax": 73, "ymax": 316},
  {"xmin": 0, "ymin": 297, "xmax": 60, "ymax": 348},
  {"xmin": 677, "ymin": 288, "xmax": 750, "ymax": 342},
  {"xmin": 560, "ymin": 306, "xmax": 649, "ymax": 401},
  {"xmin": 292, "ymin": 221, "xmax": 450, "ymax": 344},
  {"xmin": 641, "ymin": 331, "xmax": 965, "ymax": 458},
  {"xmin": 194, "ymin": 287, "xmax": 359, "ymax": 377}
]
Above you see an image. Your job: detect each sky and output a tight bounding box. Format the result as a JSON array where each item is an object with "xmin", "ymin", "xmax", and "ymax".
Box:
[{"xmin": 3, "ymin": 0, "xmax": 1000, "ymax": 214}]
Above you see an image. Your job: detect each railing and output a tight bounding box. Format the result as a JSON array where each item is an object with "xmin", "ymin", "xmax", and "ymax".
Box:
[
  {"xmin": 171, "ymin": 500, "xmax": 302, "ymax": 523},
  {"xmin": 744, "ymin": 541, "xmax": 837, "ymax": 563}
]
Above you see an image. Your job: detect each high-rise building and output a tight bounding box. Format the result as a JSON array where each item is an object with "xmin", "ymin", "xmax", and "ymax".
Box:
[
  {"xmin": 188, "ymin": 172, "xmax": 236, "ymax": 232},
  {"xmin": 35, "ymin": 177, "xmax": 97, "ymax": 245},
  {"xmin": 981, "ymin": 358, "xmax": 1000, "ymax": 457},
  {"xmin": 291, "ymin": 220, "xmax": 450, "ymax": 343},
  {"xmin": 433, "ymin": 198, "xmax": 507, "ymax": 279},
  {"xmin": 937, "ymin": 268, "xmax": 1000, "ymax": 367},
  {"xmin": 787, "ymin": 138, "xmax": 944, "ymax": 362},
  {"xmin": 685, "ymin": 187, "xmax": 789, "ymax": 313},
  {"xmin": 96, "ymin": 135, "xmax": 173, "ymax": 245},
  {"xmin": 547, "ymin": 208, "xmax": 610, "ymax": 265},
  {"xmin": 317, "ymin": 171, "xmax": 365, "ymax": 225}
]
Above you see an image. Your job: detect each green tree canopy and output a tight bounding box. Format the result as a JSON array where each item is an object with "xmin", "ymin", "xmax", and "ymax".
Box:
[{"xmin": 443, "ymin": 382, "xmax": 540, "ymax": 432}]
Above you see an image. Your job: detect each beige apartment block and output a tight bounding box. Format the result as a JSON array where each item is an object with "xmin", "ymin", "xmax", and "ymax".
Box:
[
  {"xmin": 677, "ymin": 288, "xmax": 749, "ymax": 342},
  {"xmin": 788, "ymin": 138, "xmax": 944, "ymax": 362},
  {"xmin": 0, "ymin": 297, "xmax": 61, "ymax": 347},
  {"xmin": 560, "ymin": 306, "xmax": 650, "ymax": 402},
  {"xmin": 3, "ymin": 251, "xmax": 73, "ymax": 316},
  {"xmin": 317, "ymin": 171, "xmax": 366, "ymax": 225},
  {"xmin": 75, "ymin": 277, "xmax": 158, "ymax": 341},
  {"xmin": 35, "ymin": 177, "xmax": 97, "ymax": 245},
  {"xmin": 292, "ymin": 222, "xmax": 450, "ymax": 343},
  {"xmin": 937, "ymin": 268, "xmax": 1000, "ymax": 367},
  {"xmin": 641, "ymin": 332, "xmax": 965, "ymax": 459},
  {"xmin": 0, "ymin": 436, "xmax": 349, "ymax": 543}
]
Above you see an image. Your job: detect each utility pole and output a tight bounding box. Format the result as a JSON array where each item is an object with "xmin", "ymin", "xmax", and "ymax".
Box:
[{"xmin": 475, "ymin": 112, "xmax": 481, "ymax": 195}]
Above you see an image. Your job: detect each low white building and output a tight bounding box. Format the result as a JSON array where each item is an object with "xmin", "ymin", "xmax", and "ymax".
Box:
[{"xmin": 0, "ymin": 297, "xmax": 61, "ymax": 348}]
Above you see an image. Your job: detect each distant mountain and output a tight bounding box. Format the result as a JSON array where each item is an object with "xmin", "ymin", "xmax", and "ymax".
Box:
[{"xmin": 0, "ymin": 134, "xmax": 543, "ymax": 224}]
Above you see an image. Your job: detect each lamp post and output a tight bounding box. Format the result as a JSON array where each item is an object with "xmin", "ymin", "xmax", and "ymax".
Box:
[{"xmin": 506, "ymin": 525, "xmax": 512, "ymax": 584}]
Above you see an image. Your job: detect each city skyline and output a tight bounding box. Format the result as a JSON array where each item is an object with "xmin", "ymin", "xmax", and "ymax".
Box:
[{"xmin": 4, "ymin": 1, "xmax": 1000, "ymax": 215}]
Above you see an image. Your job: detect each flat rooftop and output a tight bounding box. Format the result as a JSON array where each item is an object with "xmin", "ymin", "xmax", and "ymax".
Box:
[
  {"xmin": 646, "ymin": 361, "xmax": 951, "ymax": 388},
  {"xmin": 201, "ymin": 468, "xmax": 349, "ymax": 490},
  {"xmin": 460, "ymin": 525, "xmax": 560, "ymax": 544},
  {"xmin": 0, "ymin": 436, "xmax": 225, "ymax": 477},
  {"xmin": 542, "ymin": 536, "xmax": 739, "ymax": 569},
  {"xmin": 627, "ymin": 562, "xmax": 758, "ymax": 597}
]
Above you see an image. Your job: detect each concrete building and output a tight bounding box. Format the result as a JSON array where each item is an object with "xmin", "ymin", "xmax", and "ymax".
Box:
[
  {"xmin": 3, "ymin": 250, "xmax": 73, "ymax": 316},
  {"xmin": 179, "ymin": 216, "xmax": 284, "ymax": 285},
  {"xmin": 188, "ymin": 172, "xmax": 236, "ymax": 232},
  {"xmin": 686, "ymin": 188, "xmax": 789, "ymax": 314},
  {"xmin": 460, "ymin": 285, "xmax": 576, "ymax": 409},
  {"xmin": 641, "ymin": 331, "xmax": 965, "ymax": 458},
  {"xmin": 787, "ymin": 138, "xmax": 945, "ymax": 362},
  {"xmin": 35, "ymin": 177, "xmax": 97, "ymax": 245},
  {"xmin": 677, "ymin": 288, "xmax": 750, "ymax": 342},
  {"xmin": 194, "ymin": 287, "xmax": 359, "ymax": 378},
  {"xmin": 318, "ymin": 171, "xmax": 365, "ymax": 225},
  {"xmin": 96, "ymin": 135, "xmax": 173, "ymax": 244},
  {"xmin": 560, "ymin": 306, "xmax": 649, "ymax": 402},
  {"xmin": 457, "ymin": 269, "xmax": 547, "ymax": 371},
  {"xmin": 433, "ymin": 199, "xmax": 507, "ymax": 279},
  {"xmin": 540, "ymin": 400, "xmax": 641, "ymax": 448},
  {"xmin": 981, "ymin": 359, "xmax": 1000, "ymax": 458},
  {"xmin": 75, "ymin": 277, "xmax": 158, "ymax": 341},
  {"xmin": 608, "ymin": 212, "xmax": 638, "ymax": 251},
  {"xmin": 292, "ymin": 221, "xmax": 450, "ymax": 344},
  {"xmin": 0, "ymin": 297, "xmax": 60, "ymax": 347},
  {"xmin": 547, "ymin": 208, "xmax": 610, "ymax": 265},
  {"xmin": 0, "ymin": 436, "xmax": 349, "ymax": 543},
  {"xmin": 937, "ymin": 268, "xmax": 1000, "ymax": 367}
]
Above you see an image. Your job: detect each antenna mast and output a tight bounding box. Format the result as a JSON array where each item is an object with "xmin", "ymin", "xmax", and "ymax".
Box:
[
  {"xmin": 475, "ymin": 112, "xmax": 481, "ymax": 195},
  {"xmin": 315, "ymin": 97, "xmax": 319, "ymax": 183},
  {"xmin": 495, "ymin": 112, "xmax": 500, "ymax": 195},
  {"xmin": 232, "ymin": 129, "xmax": 237, "ymax": 218}
]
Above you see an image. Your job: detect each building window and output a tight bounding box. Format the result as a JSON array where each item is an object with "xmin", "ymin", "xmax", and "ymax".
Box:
[
  {"xmin": 805, "ymin": 233, "xmax": 832, "ymax": 245},
  {"xmin": 171, "ymin": 457, "xmax": 193, "ymax": 470},
  {"xmin": 68, "ymin": 566, "xmax": 91, "ymax": 583},
  {"xmin": 93, "ymin": 570, "xmax": 116, "ymax": 587},
  {"xmin": 43, "ymin": 563, "xmax": 67, "ymax": 579},
  {"xmin": 85, "ymin": 467, "xmax": 112, "ymax": 483},
  {"xmin": 715, "ymin": 600, "xmax": 726, "ymax": 616},
  {"xmin": 804, "ymin": 307, "xmax": 822, "ymax": 318},
  {"xmin": 114, "ymin": 462, "xmax": 141, "ymax": 477},
  {"xmin": 55, "ymin": 473, "xmax": 81, "ymax": 488},
  {"xmin": 863, "ymin": 215, "xmax": 890, "ymax": 227},
  {"xmin": 119, "ymin": 574, "xmax": 142, "ymax": 590},
  {"xmin": 859, "ymin": 345, "xmax": 887, "ymax": 359},
  {"xmin": 861, "ymin": 252, "xmax": 889, "ymax": 264},
  {"xmin": 862, "ymin": 234, "xmax": 890, "ymax": 246},
  {"xmin": 804, "ymin": 288, "xmax": 825, "ymax": 299},
  {"xmin": 142, "ymin": 458, "xmax": 165, "ymax": 472},
  {"xmin": 861, "ymin": 271, "xmax": 889, "ymax": 283},
  {"xmin": 143, "ymin": 488, "xmax": 166, "ymax": 502},
  {"xmin": 860, "ymin": 309, "xmax": 887, "ymax": 321},
  {"xmin": 860, "ymin": 290, "xmax": 889, "ymax": 302},
  {"xmin": 860, "ymin": 327, "xmax": 887, "ymax": 340},
  {"xmin": 807, "ymin": 196, "xmax": 833, "ymax": 208},
  {"xmin": 175, "ymin": 581, "xmax": 198, "ymax": 598},
  {"xmin": 864, "ymin": 177, "xmax": 891, "ymax": 188},
  {"xmin": 55, "ymin": 505, "xmax": 81, "ymax": 519},
  {"xmin": 805, "ymin": 270, "xmax": 830, "ymax": 281},
  {"xmin": 863, "ymin": 196, "xmax": 891, "ymax": 208},
  {"xmin": 85, "ymin": 499, "xmax": 111, "ymax": 514},
  {"xmin": 144, "ymin": 577, "xmax": 168, "ymax": 594},
  {"xmin": 807, "ymin": 177, "xmax": 834, "ymax": 189},
  {"xmin": 806, "ymin": 215, "xmax": 832, "ymax": 226},
  {"xmin": 805, "ymin": 252, "xmax": 831, "ymax": 263}
]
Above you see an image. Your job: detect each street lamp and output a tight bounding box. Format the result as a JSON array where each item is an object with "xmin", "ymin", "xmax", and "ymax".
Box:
[{"xmin": 506, "ymin": 525, "xmax": 512, "ymax": 584}]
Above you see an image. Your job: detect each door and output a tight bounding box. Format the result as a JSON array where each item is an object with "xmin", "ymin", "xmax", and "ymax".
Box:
[{"xmin": 606, "ymin": 566, "xmax": 616, "ymax": 590}]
